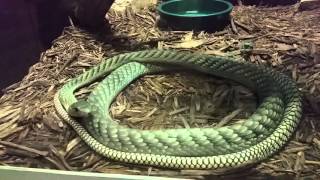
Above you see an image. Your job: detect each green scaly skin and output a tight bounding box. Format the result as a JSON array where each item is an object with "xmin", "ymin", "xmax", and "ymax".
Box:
[{"xmin": 54, "ymin": 49, "xmax": 302, "ymax": 169}]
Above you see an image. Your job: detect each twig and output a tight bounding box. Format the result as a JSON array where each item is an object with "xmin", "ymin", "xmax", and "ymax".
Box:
[
  {"xmin": 49, "ymin": 144, "xmax": 74, "ymax": 171},
  {"xmin": 81, "ymin": 154, "xmax": 104, "ymax": 170},
  {"xmin": 5, "ymin": 147, "xmax": 40, "ymax": 158},
  {"xmin": 169, "ymin": 107, "xmax": 190, "ymax": 116},
  {"xmin": 57, "ymin": 53, "xmax": 79, "ymax": 74},
  {"xmin": 18, "ymin": 100, "xmax": 27, "ymax": 123},
  {"xmin": 11, "ymin": 80, "xmax": 50, "ymax": 92},
  {"xmin": 0, "ymin": 140, "xmax": 48, "ymax": 157},
  {"xmin": 44, "ymin": 157, "xmax": 67, "ymax": 170},
  {"xmin": 215, "ymin": 109, "xmax": 243, "ymax": 127},
  {"xmin": 233, "ymin": 20, "xmax": 253, "ymax": 33},
  {"xmin": 230, "ymin": 18, "xmax": 239, "ymax": 34},
  {"xmin": 179, "ymin": 115, "xmax": 190, "ymax": 129},
  {"xmin": 68, "ymin": 16, "xmax": 75, "ymax": 27},
  {"xmin": 305, "ymin": 160, "xmax": 320, "ymax": 166}
]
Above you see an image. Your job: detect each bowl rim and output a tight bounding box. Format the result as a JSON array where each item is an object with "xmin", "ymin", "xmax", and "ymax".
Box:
[{"xmin": 157, "ymin": 0, "xmax": 233, "ymax": 18}]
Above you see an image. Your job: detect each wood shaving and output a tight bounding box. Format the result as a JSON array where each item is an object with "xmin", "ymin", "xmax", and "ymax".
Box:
[{"xmin": 0, "ymin": 3, "xmax": 319, "ymax": 179}]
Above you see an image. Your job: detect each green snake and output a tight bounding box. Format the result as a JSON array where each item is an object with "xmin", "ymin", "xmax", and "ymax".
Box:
[{"xmin": 54, "ymin": 49, "xmax": 302, "ymax": 170}]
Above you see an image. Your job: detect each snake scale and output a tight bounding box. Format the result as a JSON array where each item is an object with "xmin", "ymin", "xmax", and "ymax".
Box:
[{"xmin": 54, "ymin": 49, "xmax": 302, "ymax": 170}]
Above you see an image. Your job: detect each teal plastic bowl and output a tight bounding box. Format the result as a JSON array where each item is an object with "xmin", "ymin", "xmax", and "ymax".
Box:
[{"xmin": 157, "ymin": 0, "xmax": 233, "ymax": 31}]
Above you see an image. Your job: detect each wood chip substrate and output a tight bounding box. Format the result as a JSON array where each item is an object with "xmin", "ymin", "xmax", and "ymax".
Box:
[{"xmin": 0, "ymin": 2, "xmax": 320, "ymax": 179}]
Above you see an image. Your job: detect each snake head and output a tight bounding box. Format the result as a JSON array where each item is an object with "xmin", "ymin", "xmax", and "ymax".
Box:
[{"xmin": 68, "ymin": 100, "xmax": 93, "ymax": 119}]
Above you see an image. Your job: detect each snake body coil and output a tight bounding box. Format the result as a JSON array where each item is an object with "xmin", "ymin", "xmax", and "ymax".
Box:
[{"xmin": 54, "ymin": 49, "xmax": 302, "ymax": 169}]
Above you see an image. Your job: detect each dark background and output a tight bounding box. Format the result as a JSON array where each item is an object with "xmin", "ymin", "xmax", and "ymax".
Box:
[{"xmin": 0, "ymin": 0, "xmax": 69, "ymax": 94}]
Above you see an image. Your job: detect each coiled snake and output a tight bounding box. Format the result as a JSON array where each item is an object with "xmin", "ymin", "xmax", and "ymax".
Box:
[{"xmin": 54, "ymin": 49, "xmax": 302, "ymax": 169}]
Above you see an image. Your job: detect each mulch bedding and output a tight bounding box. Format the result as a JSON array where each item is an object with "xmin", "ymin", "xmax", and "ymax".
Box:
[{"xmin": 0, "ymin": 3, "xmax": 319, "ymax": 179}]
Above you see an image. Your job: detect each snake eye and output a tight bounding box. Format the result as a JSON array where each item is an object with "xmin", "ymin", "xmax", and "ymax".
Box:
[
  {"xmin": 68, "ymin": 105, "xmax": 86, "ymax": 118},
  {"xmin": 68, "ymin": 101, "xmax": 93, "ymax": 119},
  {"xmin": 73, "ymin": 107, "xmax": 80, "ymax": 112}
]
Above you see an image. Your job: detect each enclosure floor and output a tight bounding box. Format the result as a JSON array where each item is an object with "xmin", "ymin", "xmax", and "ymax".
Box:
[{"xmin": 0, "ymin": 3, "xmax": 320, "ymax": 180}]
